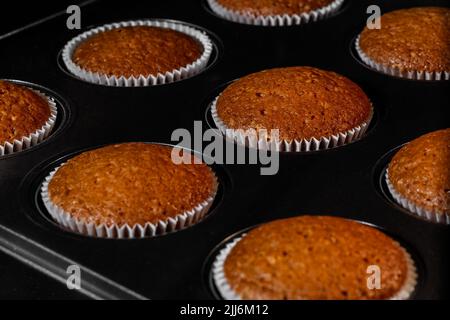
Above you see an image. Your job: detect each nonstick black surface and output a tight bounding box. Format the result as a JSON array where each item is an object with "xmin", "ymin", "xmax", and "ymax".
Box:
[
  {"xmin": 0, "ymin": 251, "xmax": 86, "ymax": 300},
  {"xmin": 0, "ymin": 0, "xmax": 448, "ymax": 300},
  {"xmin": 0, "ymin": 0, "xmax": 92, "ymax": 37}
]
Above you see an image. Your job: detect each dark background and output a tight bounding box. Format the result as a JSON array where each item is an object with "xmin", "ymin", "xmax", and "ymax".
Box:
[{"xmin": 0, "ymin": 251, "xmax": 84, "ymax": 299}]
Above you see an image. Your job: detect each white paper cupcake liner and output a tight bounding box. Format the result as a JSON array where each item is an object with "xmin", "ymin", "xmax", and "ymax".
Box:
[
  {"xmin": 211, "ymin": 96, "xmax": 373, "ymax": 152},
  {"xmin": 62, "ymin": 20, "xmax": 214, "ymax": 87},
  {"xmin": 0, "ymin": 87, "xmax": 57, "ymax": 156},
  {"xmin": 40, "ymin": 163, "xmax": 218, "ymax": 239},
  {"xmin": 212, "ymin": 235, "xmax": 244, "ymax": 300},
  {"xmin": 385, "ymin": 170, "xmax": 450, "ymax": 225},
  {"xmin": 212, "ymin": 232, "xmax": 417, "ymax": 300},
  {"xmin": 355, "ymin": 35, "xmax": 450, "ymax": 81},
  {"xmin": 207, "ymin": 0, "xmax": 345, "ymax": 26}
]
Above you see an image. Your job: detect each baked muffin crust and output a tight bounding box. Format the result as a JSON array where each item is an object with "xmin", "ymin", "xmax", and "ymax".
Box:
[
  {"xmin": 388, "ymin": 129, "xmax": 450, "ymax": 215},
  {"xmin": 359, "ymin": 7, "xmax": 450, "ymax": 73},
  {"xmin": 0, "ymin": 80, "xmax": 50, "ymax": 144},
  {"xmin": 215, "ymin": 67, "xmax": 372, "ymax": 140},
  {"xmin": 216, "ymin": 0, "xmax": 336, "ymax": 16},
  {"xmin": 48, "ymin": 143, "xmax": 217, "ymax": 226},
  {"xmin": 224, "ymin": 216, "xmax": 410, "ymax": 300},
  {"xmin": 72, "ymin": 26, "xmax": 203, "ymax": 78}
]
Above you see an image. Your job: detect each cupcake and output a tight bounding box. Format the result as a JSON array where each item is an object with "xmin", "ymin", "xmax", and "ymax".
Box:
[
  {"xmin": 0, "ymin": 80, "xmax": 57, "ymax": 156},
  {"xmin": 41, "ymin": 143, "xmax": 218, "ymax": 239},
  {"xmin": 211, "ymin": 66, "xmax": 373, "ymax": 152},
  {"xmin": 213, "ymin": 216, "xmax": 417, "ymax": 300},
  {"xmin": 62, "ymin": 20, "xmax": 213, "ymax": 86},
  {"xmin": 357, "ymin": 7, "xmax": 450, "ymax": 80},
  {"xmin": 207, "ymin": 0, "xmax": 345, "ymax": 26},
  {"xmin": 387, "ymin": 129, "xmax": 450, "ymax": 224}
]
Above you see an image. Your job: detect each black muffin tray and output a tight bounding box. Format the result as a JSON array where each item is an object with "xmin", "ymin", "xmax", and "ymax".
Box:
[{"xmin": 0, "ymin": 0, "xmax": 448, "ymax": 300}]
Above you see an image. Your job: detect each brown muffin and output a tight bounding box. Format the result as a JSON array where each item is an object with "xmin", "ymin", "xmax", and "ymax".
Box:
[
  {"xmin": 215, "ymin": 67, "xmax": 372, "ymax": 141},
  {"xmin": 72, "ymin": 26, "xmax": 203, "ymax": 78},
  {"xmin": 388, "ymin": 129, "xmax": 450, "ymax": 216},
  {"xmin": 223, "ymin": 216, "xmax": 413, "ymax": 300},
  {"xmin": 47, "ymin": 143, "xmax": 217, "ymax": 227},
  {"xmin": 0, "ymin": 80, "xmax": 51, "ymax": 145},
  {"xmin": 216, "ymin": 0, "xmax": 336, "ymax": 16},
  {"xmin": 359, "ymin": 7, "xmax": 450, "ymax": 74}
]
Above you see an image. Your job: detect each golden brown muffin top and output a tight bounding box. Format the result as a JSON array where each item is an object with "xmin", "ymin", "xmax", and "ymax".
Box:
[
  {"xmin": 216, "ymin": 67, "xmax": 372, "ymax": 140},
  {"xmin": 0, "ymin": 81, "xmax": 51, "ymax": 145},
  {"xmin": 72, "ymin": 26, "xmax": 203, "ymax": 78},
  {"xmin": 359, "ymin": 7, "xmax": 450, "ymax": 73},
  {"xmin": 216, "ymin": 0, "xmax": 336, "ymax": 16},
  {"xmin": 48, "ymin": 143, "xmax": 217, "ymax": 226},
  {"xmin": 224, "ymin": 216, "xmax": 409, "ymax": 300},
  {"xmin": 388, "ymin": 129, "xmax": 450, "ymax": 215}
]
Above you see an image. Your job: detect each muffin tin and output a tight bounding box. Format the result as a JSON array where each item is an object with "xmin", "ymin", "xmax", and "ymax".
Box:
[{"xmin": 0, "ymin": 0, "xmax": 448, "ymax": 299}]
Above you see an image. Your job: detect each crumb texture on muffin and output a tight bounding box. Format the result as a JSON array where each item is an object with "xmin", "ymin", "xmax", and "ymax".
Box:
[
  {"xmin": 0, "ymin": 80, "xmax": 51, "ymax": 144},
  {"xmin": 216, "ymin": 0, "xmax": 336, "ymax": 16},
  {"xmin": 359, "ymin": 7, "xmax": 450, "ymax": 73},
  {"xmin": 388, "ymin": 129, "xmax": 450, "ymax": 215},
  {"xmin": 48, "ymin": 143, "xmax": 217, "ymax": 226},
  {"xmin": 216, "ymin": 67, "xmax": 372, "ymax": 140},
  {"xmin": 224, "ymin": 216, "xmax": 409, "ymax": 300},
  {"xmin": 72, "ymin": 26, "xmax": 203, "ymax": 78}
]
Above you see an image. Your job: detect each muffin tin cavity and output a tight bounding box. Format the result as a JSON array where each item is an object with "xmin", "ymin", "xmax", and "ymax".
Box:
[
  {"xmin": 0, "ymin": 80, "xmax": 71, "ymax": 159},
  {"xmin": 20, "ymin": 143, "xmax": 230, "ymax": 240}
]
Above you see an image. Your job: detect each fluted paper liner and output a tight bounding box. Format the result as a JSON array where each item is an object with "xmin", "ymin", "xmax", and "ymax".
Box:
[
  {"xmin": 207, "ymin": 0, "xmax": 345, "ymax": 26},
  {"xmin": 0, "ymin": 88, "xmax": 57, "ymax": 156},
  {"xmin": 62, "ymin": 20, "xmax": 213, "ymax": 87},
  {"xmin": 212, "ymin": 233, "xmax": 417, "ymax": 300},
  {"xmin": 385, "ymin": 170, "xmax": 450, "ymax": 225},
  {"xmin": 355, "ymin": 36, "xmax": 450, "ymax": 81},
  {"xmin": 41, "ymin": 163, "xmax": 218, "ymax": 239},
  {"xmin": 211, "ymin": 96, "xmax": 373, "ymax": 152}
]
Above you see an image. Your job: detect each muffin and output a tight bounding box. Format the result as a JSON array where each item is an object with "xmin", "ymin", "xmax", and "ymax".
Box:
[
  {"xmin": 208, "ymin": 0, "xmax": 345, "ymax": 26},
  {"xmin": 213, "ymin": 216, "xmax": 417, "ymax": 300},
  {"xmin": 357, "ymin": 7, "xmax": 450, "ymax": 80},
  {"xmin": 62, "ymin": 20, "xmax": 213, "ymax": 86},
  {"xmin": 0, "ymin": 80, "xmax": 57, "ymax": 156},
  {"xmin": 212, "ymin": 66, "xmax": 373, "ymax": 152},
  {"xmin": 387, "ymin": 129, "xmax": 450, "ymax": 224},
  {"xmin": 41, "ymin": 143, "xmax": 218, "ymax": 238}
]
